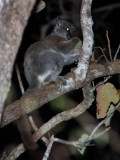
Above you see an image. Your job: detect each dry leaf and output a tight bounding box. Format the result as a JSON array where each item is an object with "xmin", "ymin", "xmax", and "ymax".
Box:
[{"xmin": 96, "ymin": 83, "xmax": 119, "ymax": 119}]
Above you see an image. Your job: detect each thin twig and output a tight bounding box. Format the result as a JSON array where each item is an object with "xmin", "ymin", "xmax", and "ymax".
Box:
[
  {"xmin": 42, "ymin": 135, "xmax": 54, "ymax": 160},
  {"xmin": 15, "ymin": 64, "xmax": 25, "ymax": 94},
  {"xmin": 54, "ymin": 137, "xmax": 74, "ymax": 146},
  {"xmin": 41, "ymin": 137, "xmax": 49, "ymax": 145},
  {"xmin": 106, "ymin": 30, "xmax": 112, "ymax": 61},
  {"xmin": 93, "ymin": 76, "xmax": 111, "ymax": 90},
  {"xmin": 96, "ymin": 55, "xmax": 104, "ymax": 62},
  {"xmin": 89, "ymin": 119, "xmax": 106, "ymax": 140},
  {"xmin": 54, "ymin": 137, "xmax": 88, "ymax": 148},
  {"xmin": 89, "ymin": 101, "xmax": 120, "ymax": 140},
  {"xmin": 95, "ymin": 46, "xmax": 109, "ymax": 63},
  {"xmin": 29, "ymin": 116, "xmax": 49, "ymax": 145},
  {"xmin": 42, "ymin": 127, "xmax": 110, "ymax": 152},
  {"xmin": 114, "ymin": 44, "xmax": 120, "ymax": 60},
  {"xmin": 93, "ymin": 3, "xmax": 120, "ymax": 13},
  {"xmin": 92, "ymin": 127, "xmax": 111, "ymax": 140},
  {"xmin": 29, "ymin": 116, "xmax": 38, "ymax": 131}
]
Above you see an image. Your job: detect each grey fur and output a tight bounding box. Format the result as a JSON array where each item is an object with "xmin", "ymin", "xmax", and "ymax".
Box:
[{"xmin": 24, "ymin": 17, "xmax": 81, "ymax": 88}]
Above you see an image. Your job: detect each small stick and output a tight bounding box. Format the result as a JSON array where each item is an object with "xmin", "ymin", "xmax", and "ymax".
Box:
[
  {"xmin": 93, "ymin": 76, "xmax": 111, "ymax": 90},
  {"xmin": 106, "ymin": 30, "xmax": 112, "ymax": 61},
  {"xmin": 96, "ymin": 55, "xmax": 104, "ymax": 62},
  {"xmin": 114, "ymin": 44, "xmax": 120, "ymax": 60},
  {"xmin": 95, "ymin": 46, "xmax": 109, "ymax": 63},
  {"xmin": 92, "ymin": 127, "xmax": 111, "ymax": 140},
  {"xmin": 29, "ymin": 116, "xmax": 38, "ymax": 131},
  {"xmin": 42, "ymin": 135, "xmax": 55, "ymax": 160},
  {"xmin": 15, "ymin": 64, "xmax": 25, "ymax": 94},
  {"xmin": 93, "ymin": 3, "xmax": 120, "ymax": 13},
  {"xmin": 89, "ymin": 101, "xmax": 120, "ymax": 140}
]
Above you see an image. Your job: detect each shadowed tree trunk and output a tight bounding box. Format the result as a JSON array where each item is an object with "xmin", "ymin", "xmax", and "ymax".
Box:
[{"xmin": 0, "ymin": 0, "xmax": 36, "ymax": 123}]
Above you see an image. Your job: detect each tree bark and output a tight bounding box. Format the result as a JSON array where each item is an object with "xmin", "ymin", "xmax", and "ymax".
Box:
[
  {"xmin": 1, "ymin": 60, "xmax": 120, "ymax": 127},
  {"xmin": 0, "ymin": 0, "xmax": 36, "ymax": 123}
]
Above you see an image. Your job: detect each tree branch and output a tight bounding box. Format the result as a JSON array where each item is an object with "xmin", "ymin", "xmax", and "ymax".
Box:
[
  {"xmin": 5, "ymin": 81, "xmax": 95, "ymax": 159},
  {"xmin": 1, "ymin": 60, "xmax": 120, "ymax": 127},
  {"xmin": 0, "ymin": 0, "xmax": 36, "ymax": 123},
  {"xmin": 74, "ymin": 0, "xmax": 94, "ymax": 82}
]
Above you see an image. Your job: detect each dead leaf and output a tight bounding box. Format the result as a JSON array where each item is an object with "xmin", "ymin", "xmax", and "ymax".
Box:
[{"xmin": 96, "ymin": 83, "xmax": 119, "ymax": 119}]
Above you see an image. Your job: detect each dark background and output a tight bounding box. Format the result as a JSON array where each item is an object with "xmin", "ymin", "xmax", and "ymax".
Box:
[{"xmin": 0, "ymin": 0, "xmax": 120, "ymax": 159}]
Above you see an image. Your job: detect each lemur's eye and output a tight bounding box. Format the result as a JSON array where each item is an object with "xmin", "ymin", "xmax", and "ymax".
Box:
[{"xmin": 66, "ymin": 27, "xmax": 70, "ymax": 32}]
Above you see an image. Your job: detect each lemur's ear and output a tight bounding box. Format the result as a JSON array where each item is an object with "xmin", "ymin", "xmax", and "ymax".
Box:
[{"xmin": 56, "ymin": 16, "xmax": 63, "ymax": 27}]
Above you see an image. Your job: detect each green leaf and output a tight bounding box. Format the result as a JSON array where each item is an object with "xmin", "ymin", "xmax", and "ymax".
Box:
[
  {"xmin": 78, "ymin": 147, "xmax": 86, "ymax": 155},
  {"xmin": 73, "ymin": 41, "xmax": 82, "ymax": 54},
  {"xmin": 77, "ymin": 134, "xmax": 89, "ymax": 155},
  {"xmin": 104, "ymin": 104, "xmax": 115, "ymax": 126}
]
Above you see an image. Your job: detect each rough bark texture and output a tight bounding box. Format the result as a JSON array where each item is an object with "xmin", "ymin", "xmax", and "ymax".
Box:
[
  {"xmin": 74, "ymin": 0, "xmax": 94, "ymax": 81},
  {"xmin": 1, "ymin": 60, "xmax": 120, "ymax": 127},
  {"xmin": 0, "ymin": 0, "xmax": 36, "ymax": 123}
]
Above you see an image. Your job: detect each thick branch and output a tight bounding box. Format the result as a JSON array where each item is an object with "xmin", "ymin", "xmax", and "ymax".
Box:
[
  {"xmin": 74, "ymin": 0, "xmax": 94, "ymax": 81},
  {"xmin": 34, "ymin": 82, "xmax": 94, "ymax": 141},
  {"xmin": 0, "ymin": 0, "xmax": 36, "ymax": 123},
  {"xmin": 1, "ymin": 60, "xmax": 120, "ymax": 127}
]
